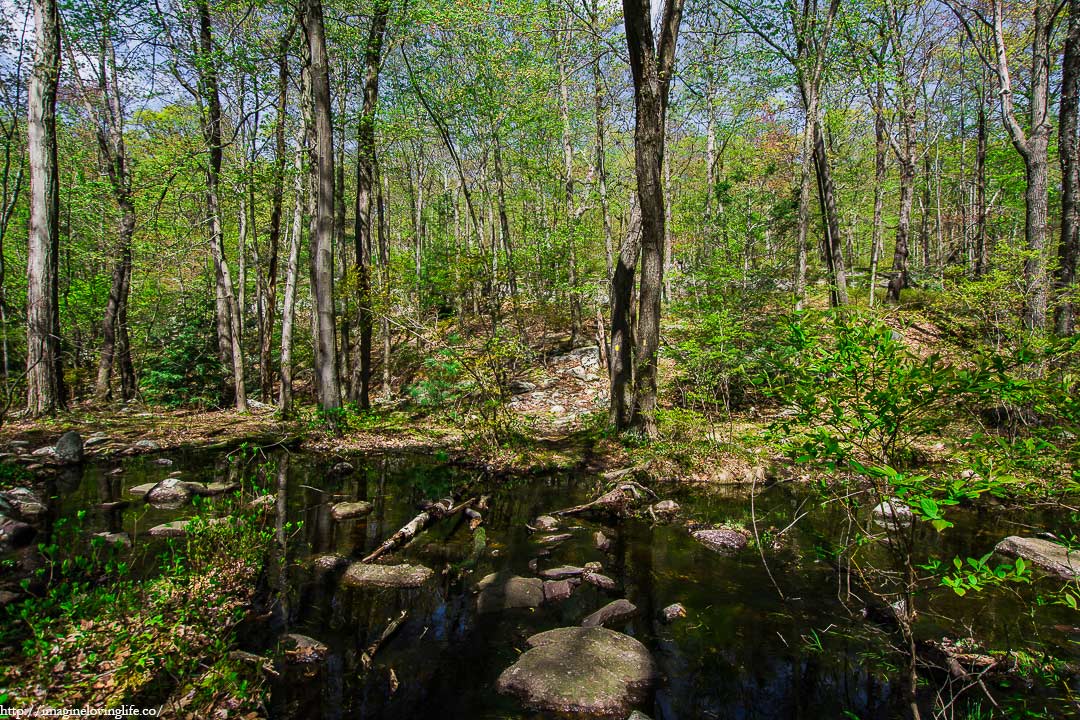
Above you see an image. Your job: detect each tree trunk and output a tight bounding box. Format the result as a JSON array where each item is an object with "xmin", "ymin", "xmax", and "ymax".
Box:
[
  {"xmin": 609, "ymin": 200, "xmax": 640, "ymax": 430},
  {"xmin": 622, "ymin": 0, "xmax": 684, "ymax": 439},
  {"xmin": 350, "ymin": 0, "xmax": 389, "ymax": 408},
  {"xmin": 812, "ymin": 119, "xmax": 849, "ymax": 306},
  {"xmin": 94, "ymin": 203, "xmax": 135, "ymax": 401},
  {"xmin": 279, "ymin": 136, "xmax": 305, "ymax": 417},
  {"xmin": 26, "ymin": 0, "xmax": 63, "ymax": 416},
  {"xmin": 888, "ymin": 159, "xmax": 915, "ymax": 303},
  {"xmin": 974, "ymin": 75, "xmax": 989, "ymax": 276},
  {"xmin": 590, "ymin": 0, "xmax": 614, "ymax": 282},
  {"xmin": 869, "ymin": 84, "xmax": 886, "ymax": 308},
  {"xmin": 302, "ymin": 0, "xmax": 342, "ymax": 412},
  {"xmin": 1058, "ymin": 0, "xmax": 1080, "ymax": 335},
  {"xmin": 553, "ymin": 9, "xmax": 582, "ymax": 345}
]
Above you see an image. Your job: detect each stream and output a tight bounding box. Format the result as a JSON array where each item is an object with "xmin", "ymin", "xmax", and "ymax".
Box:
[{"xmin": 42, "ymin": 447, "xmax": 1080, "ymax": 718}]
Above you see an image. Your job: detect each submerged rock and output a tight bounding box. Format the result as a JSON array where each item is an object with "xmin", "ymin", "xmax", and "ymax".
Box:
[
  {"xmin": 341, "ymin": 562, "xmax": 433, "ymax": 589},
  {"xmin": 582, "ymin": 599, "xmax": 638, "ymax": 629},
  {"xmin": 330, "ymin": 501, "xmax": 373, "ymax": 521},
  {"xmin": 496, "ymin": 626, "xmax": 657, "ymax": 717},
  {"xmin": 55, "ymin": 431, "xmax": 84, "ymax": 464},
  {"xmin": 692, "ymin": 527, "xmax": 748, "ymax": 554},
  {"xmin": 994, "ymin": 536, "xmax": 1078, "ymax": 579},
  {"xmin": 659, "ymin": 603, "xmax": 687, "ymax": 623},
  {"xmin": 532, "ymin": 515, "xmax": 560, "ymax": 531},
  {"xmin": 477, "ymin": 573, "xmax": 544, "ymax": 613}
]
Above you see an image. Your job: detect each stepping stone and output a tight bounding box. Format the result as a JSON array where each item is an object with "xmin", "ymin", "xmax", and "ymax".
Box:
[
  {"xmin": 995, "ymin": 536, "xmax": 1078, "ymax": 580},
  {"xmin": 331, "ymin": 501, "xmax": 374, "ymax": 521},
  {"xmin": 477, "ymin": 573, "xmax": 544, "ymax": 613},
  {"xmin": 539, "ymin": 566, "xmax": 584, "ymax": 581},
  {"xmin": 128, "ymin": 483, "xmax": 157, "ymax": 497},
  {"xmin": 582, "ymin": 599, "xmax": 638, "ymax": 629},
  {"xmin": 341, "ymin": 562, "xmax": 433, "ymax": 589}
]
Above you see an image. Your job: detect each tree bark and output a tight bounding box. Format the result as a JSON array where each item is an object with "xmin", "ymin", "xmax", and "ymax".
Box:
[
  {"xmin": 26, "ymin": 0, "xmax": 63, "ymax": 416},
  {"xmin": 609, "ymin": 200, "xmax": 640, "ymax": 429},
  {"xmin": 869, "ymin": 83, "xmax": 886, "ymax": 308},
  {"xmin": 302, "ymin": 0, "xmax": 342, "ymax": 412},
  {"xmin": 621, "ymin": 0, "xmax": 684, "ymax": 439},
  {"xmin": 279, "ymin": 135, "xmax": 305, "ymax": 417},
  {"xmin": 1058, "ymin": 0, "xmax": 1080, "ymax": 335}
]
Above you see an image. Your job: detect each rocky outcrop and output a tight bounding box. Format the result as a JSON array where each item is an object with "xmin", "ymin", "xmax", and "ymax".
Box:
[
  {"xmin": 341, "ymin": 562, "xmax": 433, "ymax": 589},
  {"xmin": 692, "ymin": 527, "xmax": 748, "ymax": 554},
  {"xmin": 994, "ymin": 536, "xmax": 1078, "ymax": 580},
  {"xmin": 496, "ymin": 626, "xmax": 657, "ymax": 717},
  {"xmin": 582, "ymin": 599, "xmax": 638, "ymax": 629},
  {"xmin": 476, "ymin": 573, "xmax": 544, "ymax": 613},
  {"xmin": 330, "ymin": 501, "xmax": 373, "ymax": 521}
]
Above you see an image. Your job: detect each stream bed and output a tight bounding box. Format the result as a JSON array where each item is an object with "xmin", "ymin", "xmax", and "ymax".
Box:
[{"xmin": 41, "ymin": 447, "xmax": 1080, "ymax": 718}]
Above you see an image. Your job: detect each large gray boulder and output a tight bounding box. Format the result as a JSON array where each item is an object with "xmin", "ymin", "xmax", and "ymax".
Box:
[
  {"xmin": 145, "ymin": 477, "xmax": 192, "ymax": 507},
  {"xmin": 994, "ymin": 536, "xmax": 1078, "ymax": 580},
  {"xmin": 496, "ymin": 626, "xmax": 657, "ymax": 717},
  {"xmin": 476, "ymin": 573, "xmax": 544, "ymax": 613},
  {"xmin": 55, "ymin": 431, "xmax": 84, "ymax": 464},
  {"xmin": 330, "ymin": 501, "xmax": 373, "ymax": 521},
  {"xmin": 341, "ymin": 562, "xmax": 433, "ymax": 589}
]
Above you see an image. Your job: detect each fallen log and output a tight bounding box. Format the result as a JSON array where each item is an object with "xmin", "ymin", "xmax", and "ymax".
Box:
[
  {"xmin": 361, "ymin": 610, "xmax": 408, "ymax": 671},
  {"xmin": 551, "ymin": 483, "xmax": 650, "ymax": 517},
  {"xmin": 360, "ymin": 497, "xmax": 475, "ymax": 563}
]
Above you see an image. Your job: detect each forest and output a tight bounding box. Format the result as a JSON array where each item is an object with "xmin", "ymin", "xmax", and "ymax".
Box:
[{"xmin": 0, "ymin": 0, "xmax": 1078, "ymax": 718}]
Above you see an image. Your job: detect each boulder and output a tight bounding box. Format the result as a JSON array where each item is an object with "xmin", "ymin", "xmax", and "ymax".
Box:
[
  {"xmin": 510, "ymin": 380, "xmax": 537, "ymax": 395},
  {"xmin": 54, "ymin": 431, "xmax": 84, "ymax": 464},
  {"xmin": 145, "ymin": 477, "xmax": 192, "ymax": 506},
  {"xmin": 872, "ymin": 498, "xmax": 913, "ymax": 527},
  {"xmin": 133, "ymin": 440, "xmax": 160, "ymax": 451},
  {"xmin": 1, "ymin": 488, "xmax": 47, "ymax": 518},
  {"xmin": 331, "ymin": 501, "xmax": 374, "ymax": 521},
  {"xmin": 659, "ymin": 603, "xmax": 687, "ymax": 623},
  {"xmin": 651, "ymin": 499, "xmax": 680, "ymax": 516},
  {"xmin": 496, "ymin": 626, "xmax": 656, "ymax": 717},
  {"xmin": 0, "ymin": 515, "xmax": 36, "ymax": 550},
  {"xmin": 582, "ymin": 599, "xmax": 638, "ymax": 629},
  {"xmin": 994, "ymin": 536, "xmax": 1078, "ymax": 580},
  {"xmin": 543, "ymin": 579, "xmax": 575, "ymax": 603},
  {"xmin": 31, "ymin": 446, "xmax": 57, "ymax": 459},
  {"xmin": 94, "ymin": 531, "xmax": 132, "ymax": 549},
  {"xmin": 148, "ymin": 520, "xmax": 190, "ymax": 538},
  {"xmin": 540, "ymin": 565, "xmax": 584, "ymax": 581},
  {"xmin": 692, "ymin": 527, "xmax": 748, "ymax": 554},
  {"xmin": 584, "ymin": 572, "xmax": 617, "ymax": 591},
  {"xmin": 341, "ymin": 562, "xmax": 433, "ymax": 589},
  {"xmin": 532, "ymin": 515, "xmax": 560, "ymax": 532},
  {"xmin": 476, "ymin": 573, "xmax": 544, "ymax": 613},
  {"xmin": 310, "ymin": 553, "xmax": 349, "ymax": 574}
]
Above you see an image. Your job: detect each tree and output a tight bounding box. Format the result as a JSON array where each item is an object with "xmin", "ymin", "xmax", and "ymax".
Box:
[
  {"xmin": 619, "ymin": 0, "xmax": 685, "ymax": 438},
  {"xmin": 26, "ymin": 0, "xmax": 63, "ymax": 416},
  {"xmin": 301, "ymin": 0, "xmax": 341, "ymax": 412},
  {"xmin": 1059, "ymin": 0, "xmax": 1079, "ymax": 335}
]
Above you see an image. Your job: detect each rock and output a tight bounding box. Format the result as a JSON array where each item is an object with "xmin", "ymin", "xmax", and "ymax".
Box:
[
  {"xmin": 148, "ymin": 520, "xmax": 190, "ymax": 538},
  {"xmin": 341, "ymin": 562, "xmax": 433, "ymax": 589},
  {"xmin": 107, "ymin": 467, "xmax": 124, "ymax": 476},
  {"xmin": 595, "ymin": 530, "xmax": 612, "ymax": 552},
  {"xmin": 570, "ymin": 366, "xmax": 589, "ymax": 381},
  {"xmin": 167, "ymin": 470, "xmax": 183, "ymax": 477},
  {"xmin": 540, "ymin": 565, "xmax": 584, "ymax": 580},
  {"xmin": 476, "ymin": 573, "xmax": 544, "ymax": 613},
  {"xmin": 133, "ymin": 440, "xmax": 160, "ymax": 451},
  {"xmin": 128, "ymin": 483, "xmax": 157, "ymax": 497},
  {"xmin": 582, "ymin": 599, "xmax": 638, "ymax": 629},
  {"xmin": 532, "ymin": 515, "xmax": 559, "ymax": 531},
  {"xmin": 584, "ymin": 572, "xmax": 617, "ymax": 591},
  {"xmin": 330, "ymin": 461, "xmax": 355, "ymax": 475},
  {"xmin": 151, "ymin": 457, "xmax": 174, "ymax": 467},
  {"xmin": 510, "ymin": 380, "xmax": 537, "ymax": 395},
  {"xmin": 1, "ymin": 488, "xmax": 47, "ymax": 518},
  {"xmin": 8, "ymin": 440, "xmax": 29, "ymax": 450},
  {"xmin": 311, "ymin": 554, "xmax": 349, "ymax": 574},
  {"xmin": 651, "ymin": 499, "xmax": 679, "ymax": 516},
  {"xmin": 496, "ymin": 626, "xmax": 656, "ymax": 717},
  {"xmin": 994, "ymin": 536, "xmax": 1079, "ymax": 580},
  {"xmin": 83, "ymin": 435, "xmax": 109, "ymax": 448},
  {"xmin": 535, "ymin": 532, "xmax": 573, "ymax": 546},
  {"xmin": 201, "ymin": 481, "xmax": 240, "ymax": 496},
  {"xmin": 94, "ymin": 531, "xmax": 132, "ymax": 549},
  {"xmin": 331, "ymin": 501, "xmax": 374, "ymax": 521},
  {"xmin": 627, "ymin": 712, "xmax": 653, "ymax": 720},
  {"xmin": 0, "ymin": 589, "xmax": 21, "ymax": 607},
  {"xmin": 31, "ymin": 446, "xmax": 57, "ymax": 458},
  {"xmin": 54, "ymin": 431, "xmax": 84, "ymax": 464},
  {"xmin": 692, "ymin": 527, "xmax": 748, "ymax": 554},
  {"xmin": 543, "ymin": 579, "xmax": 575, "ymax": 603},
  {"xmin": 282, "ymin": 634, "xmax": 328, "ymax": 664},
  {"xmin": 550, "ymin": 404, "xmax": 566, "ymax": 414},
  {"xmin": 145, "ymin": 477, "xmax": 192, "ymax": 506},
  {"xmin": 98, "ymin": 500, "xmax": 129, "ymax": 511},
  {"xmin": 0, "ymin": 516, "xmax": 36, "ymax": 549},
  {"xmin": 659, "ymin": 603, "xmax": 687, "ymax": 623},
  {"xmin": 584, "ymin": 561, "xmax": 603, "ymax": 573},
  {"xmin": 871, "ymin": 498, "xmax": 913, "ymax": 527}
]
